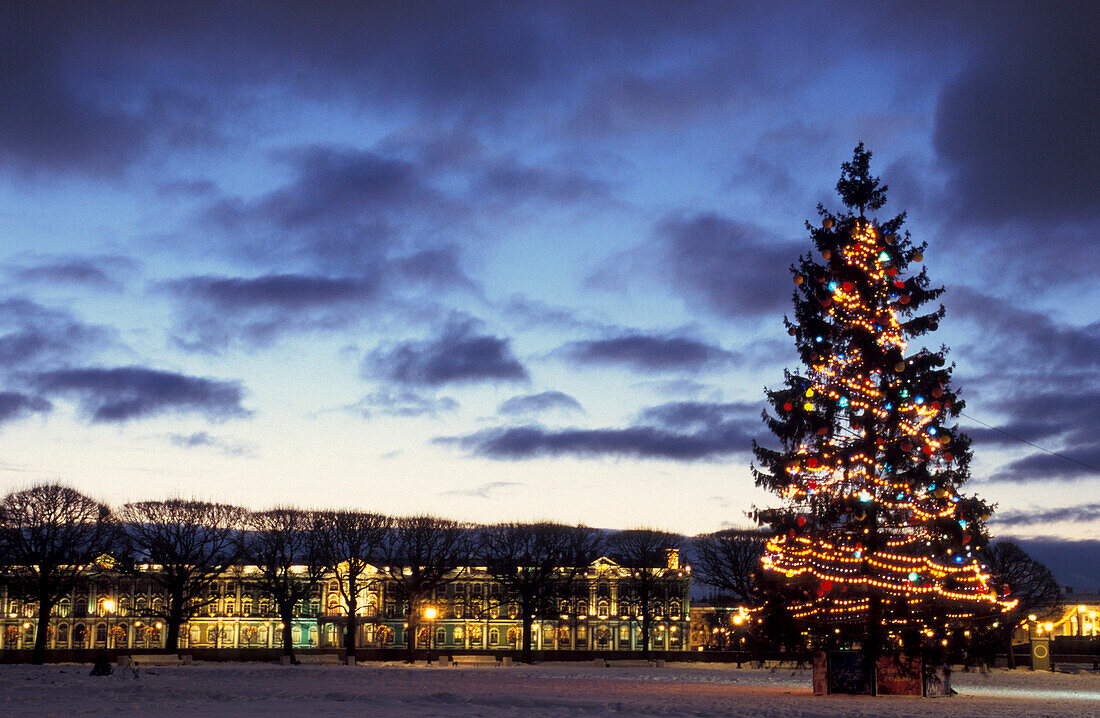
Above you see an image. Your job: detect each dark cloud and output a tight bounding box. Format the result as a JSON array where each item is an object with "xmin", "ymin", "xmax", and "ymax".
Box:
[
  {"xmin": 367, "ymin": 316, "xmax": 528, "ymax": 387},
  {"xmin": 209, "ymin": 147, "xmax": 451, "ymax": 234},
  {"xmin": 10, "ymin": 255, "xmax": 138, "ymax": 291},
  {"xmin": 1001, "ymin": 537, "xmax": 1100, "ymax": 592},
  {"xmin": 638, "ymin": 401, "xmax": 758, "ymax": 431},
  {"xmin": 31, "ymin": 366, "xmax": 249, "ymax": 423},
  {"xmin": 953, "ymin": 288, "xmax": 1100, "ymax": 371},
  {"xmin": 992, "ymin": 503, "xmax": 1100, "ymax": 528},
  {"xmin": 0, "ymin": 392, "xmax": 52, "ymax": 424},
  {"xmin": 656, "ymin": 213, "xmax": 801, "ymax": 319},
  {"xmin": 349, "ymin": 390, "xmax": 459, "ymax": 419},
  {"xmin": 933, "ymin": 3, "xmax": 1099, "ymax": 224},
  {"xmin": 558, "ymin": 332, "xmax": 737, "ymax": 373},
  {"xmin": 474, "ymin": 158, "xmax": 612, "ymax": 206},
  {"xmin": 167, "ymin": 431, "xmax": 249, "ymax": 456},
  {"xmin": 166, "ymin": 273, "xmax": 383, "ymax": 311},
  {"xmin": 439, "ymin": 399, "xmax": 756, "ymax": 461},
  {"xmin": 498, "ymin": 391, "xmax": 583, "ymax": 416},
  {"xmin": 0, "ymin": 299, "xmax": 115, "ymax": 369},
  {"xmin": 948, "ymin": 289, "xmax": 1100, "ymax": 483}
]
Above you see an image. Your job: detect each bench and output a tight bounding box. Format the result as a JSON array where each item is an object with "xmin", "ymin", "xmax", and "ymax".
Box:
[
  {"xmin": 118, "ymin": 655, "xmax": 191, "ymax": 667},
  {"xmin": 600, "ymin": 659, "xmax": 665, "ymax": 668},
  {"xmin": 283, "ymin": 653, "xmax": 343, "ymax": 665},
  {"xmin": 442, "ymin": 655, "xmax": 510, "ymax": 667}
]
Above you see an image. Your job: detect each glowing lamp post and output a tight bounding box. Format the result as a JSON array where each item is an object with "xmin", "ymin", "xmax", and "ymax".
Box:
[
  {"xmin": 424, "ymin": 607, "xmax": 437, "ymax": 661},
  {"xmin": 102, "ymin": 599, "xmax": 116, "ymax": 651}
]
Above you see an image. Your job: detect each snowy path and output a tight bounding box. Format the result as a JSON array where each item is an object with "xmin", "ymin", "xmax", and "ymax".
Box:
[{"xmin": 1, "ymin": 661, "xmax": 1097, "ymax": 717}]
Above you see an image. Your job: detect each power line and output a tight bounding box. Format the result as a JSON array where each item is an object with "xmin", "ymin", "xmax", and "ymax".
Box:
[{"xmin": 960, "ymin": 412, "xmax": 1099, "ymax": 473}]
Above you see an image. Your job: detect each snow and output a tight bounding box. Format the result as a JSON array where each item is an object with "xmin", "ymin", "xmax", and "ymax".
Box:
[{"xmin": 1, "ymin": 661, "xmax": 1098, "ymax": 717}]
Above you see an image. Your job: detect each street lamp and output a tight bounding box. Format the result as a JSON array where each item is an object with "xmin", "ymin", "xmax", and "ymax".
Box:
[
  {"xmin": 102, "ymin": 599, "xmax": 116, "ymax": 651},
  {"xmin": 424, "ymin": 606, "xmax": 437, "ymax": 660}
]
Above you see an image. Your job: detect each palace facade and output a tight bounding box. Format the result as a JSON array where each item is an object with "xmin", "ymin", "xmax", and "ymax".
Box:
[{"xmin": 1, "ymin": 554, "xmax": 692, "ymax": 654}]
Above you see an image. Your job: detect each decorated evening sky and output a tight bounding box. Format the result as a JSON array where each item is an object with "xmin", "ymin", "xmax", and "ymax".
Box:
[{"xmin": 0, "ymin": 3, "xmax": 1096, "ymax": 576}]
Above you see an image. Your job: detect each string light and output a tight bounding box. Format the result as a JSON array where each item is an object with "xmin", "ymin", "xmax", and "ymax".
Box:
[{"xmin": 758, "ymin": 216, "xmax": 1014, "ymax": 634}]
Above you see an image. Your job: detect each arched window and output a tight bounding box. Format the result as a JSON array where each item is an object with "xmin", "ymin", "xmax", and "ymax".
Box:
[
  {"xmin": 436, "ymin": 627, "xmax": 445, "ymax": 645},
  {"xmin": 75, "ymin": 597, "xmax": 87, "ymax": 617},
  {"xmin": 191, "ymin": 626, "xmax": 202, "ymax": 644},
  {"xmin": 308, "ymin": 626, "xmax": 318, "ymax": 646},
  {"xmin": 242, "ymin": 597, "xmax": 252, "ymax": 617},
  {"xmin": 96, "ymin": 623, "xmax": 107, "ymax": 645},
  {"xmin": 57, "ymin": 624, "xmax": 69, "ymax": 645},
  {"xmin": 578, "ymin": 600, "xmax": 588, "ymax": 616},
  {"xmin": 327, "ymin": 596, "xmax": 341, "ymax": 614},
  {"xmin": 597, "ymin": 601, "xmax": 609, "ymax": 618},
  {"xmin": 259, "ymin": 598, "xmax": 271, "ymax": 616},
  {"xmin": 329, "ymin": 580, "xmax": 339, "ymax": 592},
  {"xmin": 57, "ymin": 598, "xmax": 71, "ymax": 617},
  {"xmin": 73, "ymin": 624, "xmax": 87, "ymax": 646},
  {"xmin": 224, "ymin": 598, "xmax": 236, "ymax": 617},
  {"xmin": 489, "ymin": 628, "xmax": 500, "ymax": 645}
]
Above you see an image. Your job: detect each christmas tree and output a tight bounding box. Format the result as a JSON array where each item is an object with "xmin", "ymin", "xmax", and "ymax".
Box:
[{"xmin": 752, "ymin": 144, "xmax": 1016, "ymax": 660}]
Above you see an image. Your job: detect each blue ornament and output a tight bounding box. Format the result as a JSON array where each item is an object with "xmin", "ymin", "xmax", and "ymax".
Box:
[
  {"xmin": 884, "ymin": 402, "xmax": 893, "ymax": 410},
  {"xmin": 928, "ymin": 427, "xmax": 937, "ymax": 435},
  {"xmin": 828, "ymin": 281, "xmax": 838, "ymax": 291},
  {"xmin": 908, "ymin": 571, "xmax": 918, "ymax": 582},
  {"xmin": 879, "ymin": 251, "xmax": 890, "ymax": 261},
  {"xmin": 838, "ymin": 397, "xmax": 849, "ymax": 408},
  {"xmin": 815, "ymin": 335, "xmax": 823, "ymax": 343},
  {"xmin": 914, "ymin": 396, "xmax": 925, "ymax": 405}
]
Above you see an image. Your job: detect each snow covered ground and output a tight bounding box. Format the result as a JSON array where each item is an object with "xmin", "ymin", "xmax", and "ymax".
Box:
[{"xmin": 1, "ymin": 661, "xmax": 1098, "ymax": 717}]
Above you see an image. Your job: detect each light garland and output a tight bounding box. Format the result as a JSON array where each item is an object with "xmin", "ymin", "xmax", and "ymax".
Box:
[{"xmin": 759, "ymin": 211, "xmax": 1015, "ymax": 635}]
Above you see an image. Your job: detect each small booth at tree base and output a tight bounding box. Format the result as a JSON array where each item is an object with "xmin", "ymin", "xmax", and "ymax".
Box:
[{"xmin": 813, "ymin": 651, "xmax": 951, "ymax": 697}]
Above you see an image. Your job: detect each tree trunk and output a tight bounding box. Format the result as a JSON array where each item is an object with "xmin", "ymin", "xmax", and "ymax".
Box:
[
  {"xmin": 281, "ymin": 606, "xmax": 296, "ymax": 661},
  {"xmin": 165, "ymin": 615, "xmax": 181, "ymax": 652},
  {"xmin": 1003, "ymin": 626, "xmax": 1017, "ymax": 669},
  {"xmin": 404, "ymin": 606, "xmax": 418, "ymax": 664},
  {"xmin": 344, "ymin": 581, "xmax": 358, "ymax": 653},
  {"xmin": 32, "ymin": 596, "xmax": 52, "ymax": 665},
  {"xmin": 521, "ymin": 607, "xmax": 533, "ymax": 664},
  {"xmin": 641, "ymin": 613, "xmax": 650, "ymax": 660}
]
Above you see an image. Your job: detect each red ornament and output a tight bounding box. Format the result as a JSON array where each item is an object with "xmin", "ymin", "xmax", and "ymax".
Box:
[
  {"xmin": 807, "ymin": 458, "xmax": 819, "ymax": 468},
  {"xmin": 807, "ymin": 480, "xmax": 818, "ymax": 490},
  {"xmin": 922, "ymin": 444, "xmax": 934, "ymax": 455},
  {"xmin": 900, "ymin": 440, "xmax": 912, "ymax": 452},
  {"xmin": 797, "ymin": 516, "xmax": 807, "ymax": 527},
  {"xmin": 943, "ymin": 452, "xmax": 954, "ymax": 462},
  {"xmin": 783, "ymin": 402, "xmax": 793, "ymax": 411},
  {"xmin": 789, "ymin": 529, "xmax": 796, "ymax": 538},
  {"xmin": 817, "ymin": 427, "xmax": 828, "ymax": 435},
  {"xmin": 816, "ymin": 588, "xmax": 825, "ymax": 597},
  {"xmin": 820, "ymin": 298, "xmax": 832, "ymax": 308},
  {"xmin": 887, "ymin": 267, "xmax": 897, "ymax": 276},
  {"xmin": 894, "ymin": 280, "xmax": 905, "ymax": 289},
  {"xmin": 842, "ymin": 282, "xmax": 854, "ymax": 291},
  {"xmin": 931, "ymin": 401, "xmax": 941, "ymax": 411},
  {"xmin": 855, "ymin": 542, "xmax": 863, "ymax": 550},
  {"xmin": 932, "ymin": 387, "xmax": 944, "ymax": 398},
  {"xmin": 899, "ymin": 295, "xmax": 911, "ymax": 305},
  {"xmin": 820, "ymin": 579, "xmax": 833, "ymax": 592},
  {"xmin": 962, "ymin": 534, "xmax": 971, "ymax": 544}
]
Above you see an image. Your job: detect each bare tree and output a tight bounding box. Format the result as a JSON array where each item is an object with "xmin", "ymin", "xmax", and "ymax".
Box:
[
  {"xmin": 0, "ymin": 483, "xmax": 116, "ymax": 664},
  {"xmin": 375, "ymin": 515, "xmax": 470, "ymax": 662},
  {"xmin": 314, "ymin": 510, "xmax": 388, "ymax": 653},
  {"xmin": 982, "ymin": 540, "xmax": 1063, "ymax": 668},
  {"xmin": 481, "ymin": 522, "xmax": 602, "ymax": 664},
  {"xmin": 118, "ymin": 500, "xmax": 245, "ymax": 651},
  {"xmin": 242, "ymin": 508, "xmax": 333, "ymax": 661},
  {"xmin": 691, "ymin": 529, "xmax": 768, "ymax": 605},
  {"xmin": 610, "ymin": 528, "xmax": 682, "ymax": 659}
]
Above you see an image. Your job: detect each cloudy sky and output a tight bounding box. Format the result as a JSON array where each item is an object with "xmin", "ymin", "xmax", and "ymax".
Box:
[{"xmin": 1, "ymin": 2, "xmax": 1096, "ymax": 559}]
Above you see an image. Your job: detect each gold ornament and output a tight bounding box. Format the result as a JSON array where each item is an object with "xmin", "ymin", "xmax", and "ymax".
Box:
[
  {"xmin": 912, "ymin": 251, "xmax": 924, "ymax": 262},
  {"xmin": 823, "ymin": 217, "xmax": 834, "ymax": 229},
  {"xmin": 794, "ymin": 275, "xmax": 804, "ymax": 285},
  {"xmin": 822, "ymin": 249, "xmax": 832, "ymax": 260},
  {"xmin": 894, "ymin": 362, "xmax": 906, "ymax": 373}
]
